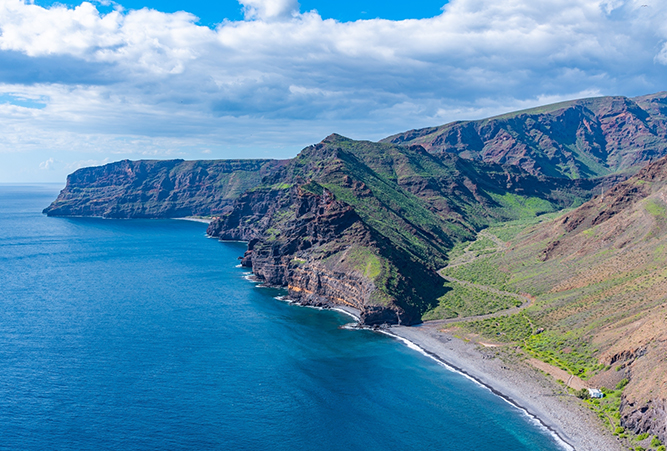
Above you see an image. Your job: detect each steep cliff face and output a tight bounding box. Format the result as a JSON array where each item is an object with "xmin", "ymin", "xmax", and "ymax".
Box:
[
  {"xmin": 207, "ymin": 134, "xmax": 599, "ymax": 325},
  {"xmin": 382, "ymin": 92, "xmax": 667, "ymax": 179},
  {"xmin": 44, "ymin": 159, "xmax": 287, "ymax": 218},
  {"xmin": 209, "ymin": 185, "xmax": 448, "ymax": 325}
]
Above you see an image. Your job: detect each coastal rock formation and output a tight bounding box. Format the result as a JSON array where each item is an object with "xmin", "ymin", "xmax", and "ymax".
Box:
[
  {"xmin": 43, "ymin": 159, "xmax": 287, "ymax": 218},
  {"xmin": 383, "ymin": 92, "xmax": 667, "ymax": 179}
]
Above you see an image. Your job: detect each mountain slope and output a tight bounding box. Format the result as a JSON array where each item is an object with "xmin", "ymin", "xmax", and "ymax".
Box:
[
  {"xmin": 442, "ymin": 155, "xmax": 667, "ymax": 442},
  {"xmin": 382, "ymin": 92, "xmax": 667, "ymax": 180},
  {"xmin": 206, "ymin": 134, "xmax": 596, "ymax": 325}
]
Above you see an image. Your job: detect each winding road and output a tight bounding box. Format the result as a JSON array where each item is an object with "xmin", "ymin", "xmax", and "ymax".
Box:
[{"xmin": 419, "ymin": 229, "xmax": 534, "ymax": 328}]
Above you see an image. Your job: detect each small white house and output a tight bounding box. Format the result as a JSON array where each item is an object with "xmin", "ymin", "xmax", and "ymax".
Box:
[{"xmin": 588, "ymin": 388, "xmax": 604, "ymax": 399}]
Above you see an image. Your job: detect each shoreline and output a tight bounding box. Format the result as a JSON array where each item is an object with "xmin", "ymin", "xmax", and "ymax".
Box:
[
  {"xmin": 235, "ymin": 266, "xmax": 621, "ymax": 450},
  {"xmin": 386, "ymin": 324, "xmax": 624, "ymax": 451}
]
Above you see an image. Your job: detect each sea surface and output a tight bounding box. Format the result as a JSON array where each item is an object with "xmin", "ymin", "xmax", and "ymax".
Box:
[{"xmin": 0, "ymin": 184, "xmax": 565, "ymax": 451}]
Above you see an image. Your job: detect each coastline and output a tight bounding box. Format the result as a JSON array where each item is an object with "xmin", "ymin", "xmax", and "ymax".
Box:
[
  {"xmin": 238, "ymin": 269, "xmax": 621, "ymax": 450},
  {"xmin": 386, "ymin": 324, "xmax": 624, "ymax": 451}
]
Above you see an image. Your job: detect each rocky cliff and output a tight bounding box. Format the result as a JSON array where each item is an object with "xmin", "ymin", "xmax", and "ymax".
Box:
[
  {"xmin": 44, "ymin": 158, "xmax": 287, "ymax": 218},
  {"xmin": 382, "ymin": 92, "xmax": 667, "ymax": 180}
]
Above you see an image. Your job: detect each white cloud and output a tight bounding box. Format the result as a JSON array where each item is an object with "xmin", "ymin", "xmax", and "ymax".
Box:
[
  {"xmin": 0, "ymin": 0, "xmax": 666, "ymax": 182},
  {"xmin": 239, "ymin": 0, "xmax": 299, "ymax": 21},
  {"xmin": 39, "ymin": 157, "xmax": 56, "ymax": 169}
]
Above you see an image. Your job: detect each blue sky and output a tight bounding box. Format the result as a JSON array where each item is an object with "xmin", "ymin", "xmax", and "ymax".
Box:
[
  {"xmin": 34, "ymin": 0, "xmax": 450, "ymax": 24},
  {"xmin": 1, "ymin": 0, "xmax": 666, "ymax": 182}
]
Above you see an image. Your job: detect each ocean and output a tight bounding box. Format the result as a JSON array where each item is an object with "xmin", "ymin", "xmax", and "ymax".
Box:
[{"xmin": 0, "ymin": 184, "xmax": 565, "ymax": 450}]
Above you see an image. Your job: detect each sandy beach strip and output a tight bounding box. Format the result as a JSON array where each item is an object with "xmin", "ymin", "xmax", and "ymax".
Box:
[{"xmin": 386, "ymin": 324, "xmax": 624, "ymax": 451}]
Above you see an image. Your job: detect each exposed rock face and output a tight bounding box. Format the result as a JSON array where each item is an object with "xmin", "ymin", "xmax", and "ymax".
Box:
[
  {"xmin": 622, "ymin": 399, "xmax": 667, "ymax": 443},
  {"xmin": 208, "ymin": 183, "xmax": 430, "ymax": 325},
  {"xmin": 382, "ymin": 92, "xmax": 667, "ymax": 179},
  {"xmin": 44, "ymin": 159, "xmax": 287, "ymax": 218}
]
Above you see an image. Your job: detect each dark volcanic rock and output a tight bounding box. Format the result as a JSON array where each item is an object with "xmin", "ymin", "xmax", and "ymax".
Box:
[{"xmin": 621, "ymin": 398, "xmax": 667, "ymax": 444}]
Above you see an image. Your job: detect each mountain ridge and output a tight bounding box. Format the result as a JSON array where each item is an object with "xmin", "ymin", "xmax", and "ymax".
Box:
[
  {"xmin": 382, "ymin": 92, "xmax": 667, "ymax": 180},
  {"xmin": 205, "ymin": 134, "xmax": 596, "ymax": 325}
]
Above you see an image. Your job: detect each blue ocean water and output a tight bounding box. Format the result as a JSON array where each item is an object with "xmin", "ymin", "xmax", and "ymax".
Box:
[{"xmin": 0, "ymin": 185, "xmax": 565, "ymax": 451}]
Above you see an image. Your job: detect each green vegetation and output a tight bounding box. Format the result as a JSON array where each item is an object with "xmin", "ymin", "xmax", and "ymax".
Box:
[
  {"xmin": 344, "ymin": 246, "xmax": 383, "ymax": 280},
  {"xmin": 582, "ymin": 386, "xmax": 624, "ymax": 433},
  {"xmin": 644, "ymin": 198, "xmax": 667, "ymax": 219},
  {"xmin": 423, "ymin": 282, "xmax": 522, "ymax": 320},
  {"xmin": 441, "ymin": 256, "xmax": 510, "ymax": 289},
  {"xmin": 467, "ymin": 235, "xmax": 497, "ymax": 252},
  {"xmin": 484, "ymin": 211, "xmax": 569, "ymax": 243},
  {"xmin": 461, "ymin": 312, "xmax": 534, "ymax": 342},
  {"xmin": 525, "ymin": 331, "xmax": 601, "ymax": 378},
  {"xmin": 488, "ymin": 193, "xmax": 558, "ymax": 219}
]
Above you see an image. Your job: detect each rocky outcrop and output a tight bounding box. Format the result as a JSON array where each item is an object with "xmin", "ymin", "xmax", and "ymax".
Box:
[
  {"xmin": 44, "ymin": 158, "xmax": 287, "ymax": 218},
  {"xmin": 621, "ymin": 398, "xmax": 667, "ymax": 444}
]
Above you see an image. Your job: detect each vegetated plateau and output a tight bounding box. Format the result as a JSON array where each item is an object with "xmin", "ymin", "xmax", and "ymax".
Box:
[{"xmin": 45, "ymin": 91, "xmax": 667, "ymax": 444}]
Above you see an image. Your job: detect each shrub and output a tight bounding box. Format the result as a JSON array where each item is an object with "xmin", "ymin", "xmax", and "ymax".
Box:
[
  {"xmin": 616, "ymin": 378, "xmax": 629, "ymax": 390},
  {"xmin": 576, "ymin": 388, "xmax": 590, "ymax": 400},
  {"xmin": 651, "ymin": 436, "xmax": 662, "ymax": 447}
]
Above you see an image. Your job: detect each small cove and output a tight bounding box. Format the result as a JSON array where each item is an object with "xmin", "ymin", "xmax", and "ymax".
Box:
[{"xmin": 0, "ymin": 185, "xmax": 565, "ymax": 450}]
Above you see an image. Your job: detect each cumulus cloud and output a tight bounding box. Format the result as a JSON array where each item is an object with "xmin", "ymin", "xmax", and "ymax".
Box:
[{"xmin": 0, "ymin": 0, "xmax": 667, "ymax": 181}]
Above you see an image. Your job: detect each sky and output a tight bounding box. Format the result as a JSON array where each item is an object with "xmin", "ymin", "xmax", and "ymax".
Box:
[{"xmin": 1, "ymin": 0, "xmax": 666, "ymax": 183}]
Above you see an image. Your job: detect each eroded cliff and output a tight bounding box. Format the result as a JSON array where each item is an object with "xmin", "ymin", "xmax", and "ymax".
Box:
[{"xmin": 44, "ymin": 159, "xmax": 287, "ymax": 218}]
